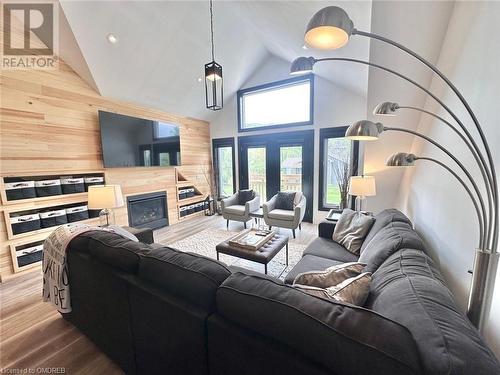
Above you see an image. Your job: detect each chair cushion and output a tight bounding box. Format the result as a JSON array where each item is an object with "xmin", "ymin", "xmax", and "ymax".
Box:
[
  {"xmin": 284, "ymin": 254, "xmax": 344, "ymax": 284},
  {"xmin": 217, "ymin": 272, "xmax": 422, "ymax": 375},
  {"xmin": 138, "ymin": 246, "xmax": 231, "ymax": 310},
  {"xmin": 275, "ymin": 191, "xmax": 296, "ymax": 210},
  {"xmin": 238, "ymin": 189, "xmax": 255, "ymax": 205},
  {"xmin": 359, "ymin": 221, "xmax": 424, "ymax": 273},
  {"xmin": 303, "ymin": 237, "xmax": 359, "ymax": 262},
  {"xmin": 366, "ymin": 248, "xmax": 500, "ymax": 374},
  {"xmin": 361, "ymin": 209, "xmax": 413, "ymax": 254},
  {"xmin": 224, "ymin": 205, "xmax": 246, "ymax": 216},
  {"xmin": 268, "ymin": 209, "xmax": 294, "ymax": 221}
]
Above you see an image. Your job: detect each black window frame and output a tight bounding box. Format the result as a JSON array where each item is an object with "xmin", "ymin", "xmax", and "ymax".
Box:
[
  {"xmin": 318, "ymin": 127, "xmax": 359, "ymax": 212},
  {"xmin": 237, "ymin": 74, "xmax": 315, "ymax": 133},
  {"xmin": 212, "ymin": 137, "xmax": 237, "ymax": 199}
]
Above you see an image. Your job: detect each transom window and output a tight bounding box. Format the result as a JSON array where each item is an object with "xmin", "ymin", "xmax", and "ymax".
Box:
[{"xmin": 237, "ymin": 75, "xmax": 314, "ymax": 132}]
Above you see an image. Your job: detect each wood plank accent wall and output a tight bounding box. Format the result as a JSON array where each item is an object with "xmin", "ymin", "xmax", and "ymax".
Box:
[{"xmin": 0, "ymin": 27, "xmax": 212, "ymax": 281}]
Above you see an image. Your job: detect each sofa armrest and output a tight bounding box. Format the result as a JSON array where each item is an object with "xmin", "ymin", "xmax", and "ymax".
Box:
[
  {"xmin": 318, "ymin": 220, "xmax": 336, "ymax": 239},
  {"xmin": 221, "ymin": 193, "xmax": 238, "ymax": 210},
  {"xmin": 262, "ymin": 196, "xmax": 277, "ymax": 216},
  {"xmin": 293, "ymin": 196, "xmax": 307, "ymax": 227},
  {"xmin": 245, "ymin": 195, "xmax": 260, "ymax": 214}
]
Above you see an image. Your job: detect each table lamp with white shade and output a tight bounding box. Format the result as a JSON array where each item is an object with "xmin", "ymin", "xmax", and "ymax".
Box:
[
  {"xmin": 87, "ymin": 185, "xmax": 124, "ymax": 226},
  {"xmin": 349, "ymin": 176, "xmax": 376, "ymax": 212}
]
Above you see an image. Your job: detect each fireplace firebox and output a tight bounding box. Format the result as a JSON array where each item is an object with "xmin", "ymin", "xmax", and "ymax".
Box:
[{"xmin": 127, "ymin": 192, "xmax": 168, "ymax": 230}]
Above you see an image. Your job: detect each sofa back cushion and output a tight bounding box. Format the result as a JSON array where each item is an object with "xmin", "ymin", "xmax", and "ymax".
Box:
[
  {"xmin": 366, "ymin": 248, "xmax": 500, "ymax": 374},
  {"xmin": 359, "ymin": 221, "xmax": 424, "ymax": 273},
  {"xmin": 361, "ymin": 209, "xmax": 413, "ymax": 254},
  {"xmin": 71, "ymin": 230, "xmax": 152, "ymax": 274},
  {"xmin": 216, "ymin": 272, "xmax": 422, "ymax": 375},
  {"xmin": 138, "ymin": 246, "xmax": 231, "ymax": 311}
]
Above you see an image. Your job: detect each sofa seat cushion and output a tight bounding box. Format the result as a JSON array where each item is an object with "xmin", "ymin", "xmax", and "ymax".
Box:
[
  {"xmin": 366, "ymin": 248, "xmax": 500, "ymax": 374},
  {"xmin": 359, "ymin": 221, "xmax": 424, "ymax": 273},
  {"xmin": 303, "ymin": 237, "xmax": 359, "ymax": 263},
  {"xmin": 284, "ymin": 254, "xmax": 344, "ymax": 285},
  {"xmin": 70, "ymin": 230, "xmax": 152, "ymax": 274},
  {"xmin": 224, "ymin": 205, "xmax": 246, "ymax": 216},
  {"xmin": 268, "ymin": 209, "xmax": 294, "ymax": 221},
  {"xmin": 138, "ymin": 246, "xmax": 231, "ymax": 311},
  {"xmin": 217, "ymin": 272, "xmax": 422, "ymax": 375}
]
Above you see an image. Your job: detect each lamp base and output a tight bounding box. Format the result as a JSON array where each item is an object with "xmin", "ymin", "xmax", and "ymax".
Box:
[
  {"xmin": 354, "ymin": 195, "xmax": 367, "ymax": 211},
  {"xmin": 99, "ymin": 208, "xmax": 116, "ymax": 227}
]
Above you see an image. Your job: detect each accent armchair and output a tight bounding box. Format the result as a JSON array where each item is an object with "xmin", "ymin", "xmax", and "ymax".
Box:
[
  {"xmin": 263, "ymin": 193, "xmax": 306, "ymax": 238},
  {"xmin": 221, "ymin": 191, "xmax": 260, "ymax": 229}
]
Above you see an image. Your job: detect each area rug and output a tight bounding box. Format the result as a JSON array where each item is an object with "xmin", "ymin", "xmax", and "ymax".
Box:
[{"xmin": 165, "ymin": 229, "xmax": 305, "ymax": 280}]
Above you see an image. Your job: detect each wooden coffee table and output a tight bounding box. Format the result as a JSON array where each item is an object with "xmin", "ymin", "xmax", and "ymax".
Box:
[{"xmin": 216, "ymin": 233, "xmax": 288, "ymax": 275}]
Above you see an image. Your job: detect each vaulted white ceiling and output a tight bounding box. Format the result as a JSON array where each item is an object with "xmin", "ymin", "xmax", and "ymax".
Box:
[{"xmin": 59, "ymin": 0, "xmax": 373, "ymax": 121}]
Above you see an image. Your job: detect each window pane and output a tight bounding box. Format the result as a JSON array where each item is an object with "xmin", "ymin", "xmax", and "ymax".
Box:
[
  {"xmin": 247, "ymin": 147, "xmax": 266, "ymax": 199},
  {"xmin": 217, "ymin": 146, "xmax": 234, "ymax": 198},
  {"xmin": 324, "ymin": 137, "xmax": 352, "ymax": 208},
  {"xmin": 280, "ymin": 146, "xmax": 302, "ymax": 192},
  {"xmin": 240, "ymin": 78, "xmax": 312, "ymax": 130},
  {"xmin": 159, "ymin": 153, "xmax": 170, "ymax": 166}
]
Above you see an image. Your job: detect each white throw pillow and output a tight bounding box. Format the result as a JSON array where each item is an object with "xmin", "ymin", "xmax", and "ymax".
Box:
[
  {"xmin": 294, "ymin": 272, "xmax": 372, "ymax": 306},
  {"xmin": 332, "ymin": 209, "xmax": 375, "ymax": 255},
  {"xmin": 292, "ymin": 262, "xmax": 366, "ymax": 288}
]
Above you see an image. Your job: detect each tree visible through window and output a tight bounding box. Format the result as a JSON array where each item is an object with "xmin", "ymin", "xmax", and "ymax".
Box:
[
  {"xmin": 319, "ymin": 127, "xmax": 357, "ymax": 211},
  {"xmin": 217, "ymin": 146, "xmax": 234, "ymax": 198},
  {"xmin": 213, "ymin": 138, "xmax": 236, "ymax": 199}
]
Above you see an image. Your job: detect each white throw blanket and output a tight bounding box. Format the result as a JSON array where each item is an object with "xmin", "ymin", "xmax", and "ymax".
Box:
[{"xmin": 42, "ymin": 223, "xmax": 138, "ymax": 313}]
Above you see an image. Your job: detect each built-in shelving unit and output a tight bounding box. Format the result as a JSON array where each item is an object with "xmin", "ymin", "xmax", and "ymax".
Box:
[
  {"xmin": 175, "ymin": 169, "xmax": 207, "ymax": 221},
  {"xmin": 0, "ymin": 171, "xmax": 105, "ymax": 274}
]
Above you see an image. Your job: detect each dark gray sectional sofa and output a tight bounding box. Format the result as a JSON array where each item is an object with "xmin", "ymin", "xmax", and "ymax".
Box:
[{"xmin": 64, "ymin": 209, "xmax": 500, "ymax": 375}]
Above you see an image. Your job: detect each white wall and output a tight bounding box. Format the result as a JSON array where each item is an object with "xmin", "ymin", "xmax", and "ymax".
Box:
[
  {"xmin": 396, "ymin": 1, "xmax": 500, "ymax": 357},
  {"xmin": 363, "ymin": 0, "xmax": 454, "ymax": 213},
  {"xmin": 210, "ymin": 54, "xmax": 368, "ymax": 223}
]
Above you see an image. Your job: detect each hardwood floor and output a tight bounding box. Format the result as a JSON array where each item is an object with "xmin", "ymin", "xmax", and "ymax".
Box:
[{"xmin": 0, "ymin": 215, "xmax": 318, "ymax": 374}]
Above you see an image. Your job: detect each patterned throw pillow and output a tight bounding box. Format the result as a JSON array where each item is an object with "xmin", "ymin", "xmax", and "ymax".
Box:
[
  {"xmin": 333, "ymin": 209, "xmax": 375, "ymax": 255},
  {"xmin": 238, "ymin": 189, "xmax": 255, "ymax": 205},
  {"xmin": 275, "ymin": 191, "xmax": 296, "ymax": 210},
  {"xmin": 292, "ymin": 262, "xmax": 366, "ymax": 288},
  {"xmin": 294, "ymin": 272, "xmax": 372, "ymax": 306}
]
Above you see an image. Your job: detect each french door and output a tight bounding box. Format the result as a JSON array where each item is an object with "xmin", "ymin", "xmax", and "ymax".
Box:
[{"xmin": 238, "ymin": 130, "xmax": 314, "ymax": 222}]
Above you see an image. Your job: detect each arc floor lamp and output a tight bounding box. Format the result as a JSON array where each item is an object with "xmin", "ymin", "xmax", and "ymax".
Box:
[{"xmin": 290, "ymin": 6, "xmax": 498, "ymax": 330}]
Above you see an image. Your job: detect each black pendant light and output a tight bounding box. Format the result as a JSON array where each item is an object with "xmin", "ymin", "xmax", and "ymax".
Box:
[{"xmin": 205, "ymin": 0, "xmax": 223, "ymax": 110}]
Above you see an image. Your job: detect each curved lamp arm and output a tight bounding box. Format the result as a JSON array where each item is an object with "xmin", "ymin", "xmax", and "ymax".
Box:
[
  {"xmin": 353, "ymin": 29, "xmax": 498, "ymax": 251},
  {"xmin": 414, "ymin": 156, "xmax": 484, "ymax": 249},
  {"xmin": 385, "ymin": 126, "xmax": 488, "ymax": 249},
  {"xmin": 396, "ymin": 105, "xmax": 494, "ymax": 245},
  {"xmin": 311, "ymin": 56, "xmax": 494, "ymax": 246}
]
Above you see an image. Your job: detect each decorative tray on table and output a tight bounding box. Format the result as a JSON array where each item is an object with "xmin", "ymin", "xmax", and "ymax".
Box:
[{"xmin": 228, "ymin": 228, "xmax": 275, "ymax": 250}]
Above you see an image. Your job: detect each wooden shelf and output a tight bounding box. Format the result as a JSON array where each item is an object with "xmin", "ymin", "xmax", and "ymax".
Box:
[
  {"xmin": 178, "ymin": 210, "xmax": 205, "ymax": 221},
  {"xmin": 5, "ymin": 216, "xmax": 100, "ymax": 241},
  {"xmin": 1, "ymin": 191, "xmax": 89, "ymax": 207},
  {"xmin": 177, "ymin": 195, "xmax": 205, "ymax": 207},
  {"xmin": 176, "ymin": 182, "xmax": 195, "ymax": 189}
]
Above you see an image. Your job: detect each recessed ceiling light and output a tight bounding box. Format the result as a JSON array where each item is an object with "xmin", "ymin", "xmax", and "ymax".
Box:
[
  {"xmin": 302, "ymin": 45, "xmax": 308, "ymax": 50},
  {"xmin": 197, "ymin": 77, "xmax": 203, "ymax": 82},
  {"xmin": 107, "ymin": 33, "xmax": 118, "ymax": 44}
]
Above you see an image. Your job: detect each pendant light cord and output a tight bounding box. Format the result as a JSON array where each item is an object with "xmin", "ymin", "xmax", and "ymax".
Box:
[{"xmin": 209, "ymin": 0, "xmax": 215, "ymax": 61}]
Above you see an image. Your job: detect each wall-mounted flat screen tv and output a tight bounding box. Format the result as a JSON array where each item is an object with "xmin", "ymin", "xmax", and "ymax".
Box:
[{"xmin": 98, "ymin": 110, "xmax": 181, "ymax": 168}]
